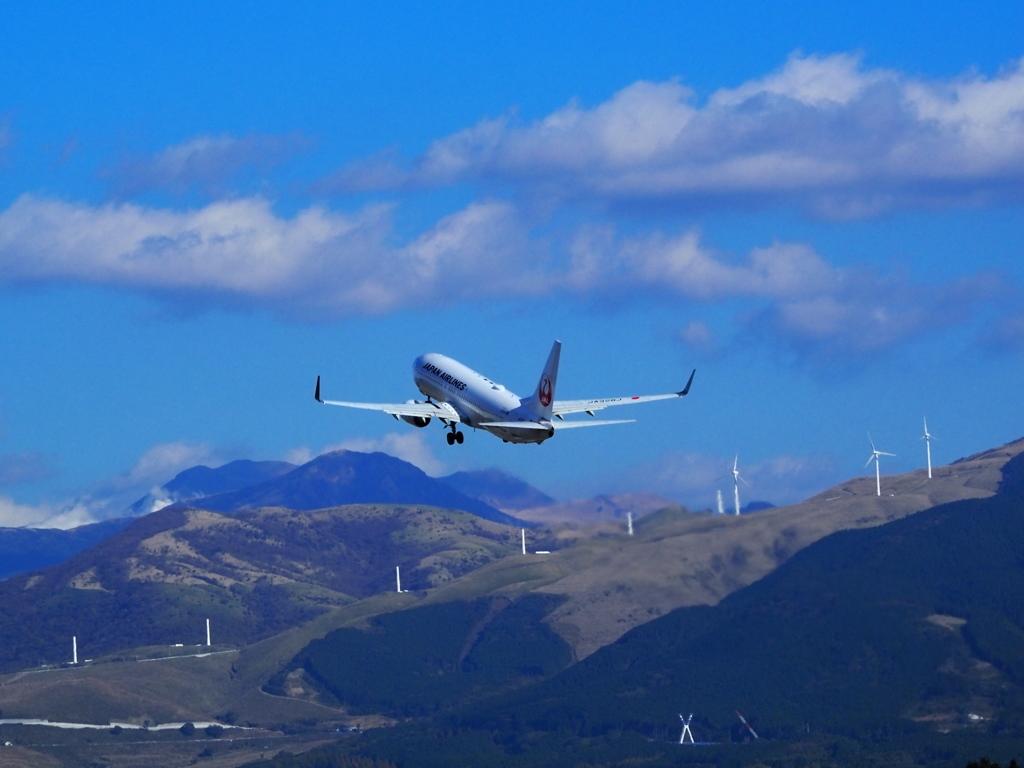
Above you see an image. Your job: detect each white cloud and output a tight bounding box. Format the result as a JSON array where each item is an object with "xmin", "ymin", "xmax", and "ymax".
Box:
[
  {"xmin": 567, "ymin": 231, "xmax": 838, "ymax": 301},
  {"xmin": 712, "ymin": 52, "xmax": 887, "ymax": 108},
  {"xmin": 0, "ymin": 194, "xmax": 539, "ymax": 318},
  {"xmin": 326, "ymin": 53, "xmax": 1024, "ymax": 215},
  {"xmin": 103, "ymin": 132, "xmax": 311, "ymax": 196},
  {"xmin": 283, "ymin": 446, "xmax": 315, "ymax": 466},
  {"xmin": 0, "ymin": 495, "xmax": 52, "ymax": 527},
  {"xmin": 747, "ymin": 270, "xmax": 1004, "ymax": 358},
  {"xmin": 0, "ymin": 190, "xmax": 1008, "ymax": 358},
  {"xmin": 566, "ymin": 227, "xmax": 1003, "ymax": 358},
  {"xmin": 0, "ymin": 441, "xmax": 237, "ymax": 529},
  {"xmin": 114, "ymin": 441, "xmax": 220, "ymax": 490},
  {"xmin": 32, "ymin": 501, "xmax": 103, "ymax": 530},
  {"xmin": 677, "ymin": 321, "xmax": 717, "ymax": 354},
  {"xmin": 0, "ymin": 495, "xmax": 106, "ymax": 530}
]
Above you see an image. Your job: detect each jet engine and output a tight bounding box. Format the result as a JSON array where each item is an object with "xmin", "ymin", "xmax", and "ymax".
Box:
[{"xmin": 399, "ymin": 400, "xmax": 431, "ymax": 428}]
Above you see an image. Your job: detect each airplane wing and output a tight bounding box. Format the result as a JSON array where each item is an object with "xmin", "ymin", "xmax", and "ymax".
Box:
[
  {"xmin": 551, "ymin": 369, "xmax": 696, "ymax": 418},
  {"xmin": 314, "ymin": 377, "xmax": 462, "ymax": 422}
]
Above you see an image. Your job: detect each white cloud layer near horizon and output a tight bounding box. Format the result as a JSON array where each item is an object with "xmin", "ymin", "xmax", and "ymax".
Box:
[
  {"xmin": 0, "ymin": 435, "xmax": 946, "ymax": 529},
  {"xmin": 326, "ymin": 52, "xmax": 1024, "ymax": 217},
  {"xmin": 0, "ymin": 441, "xmax": 230, "ymax": 529}
]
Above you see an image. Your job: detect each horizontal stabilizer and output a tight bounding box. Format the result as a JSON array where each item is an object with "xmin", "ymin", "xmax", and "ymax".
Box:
[
  {"xmin": 479, "ymin": 419, "xmax": 635, "ymax": 430},
  {"xmin": 480, "ymin": 421, "xmax": 552, "ymax": 430},
  {"xmin": 552, "ymin": 419, "xmax": 635, "ymax": 429}
]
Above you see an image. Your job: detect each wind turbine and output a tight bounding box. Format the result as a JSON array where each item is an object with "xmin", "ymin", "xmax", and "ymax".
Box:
[
  {"xmin": 732, "ymin": 455, "xmax": 748, "ymax": 515},
  {"xmin": 921, "ymin": 417, "xmax": 937, "ymax": 479},
  {"xmin": 865, "ymin": 434, "xmax": 895, "ymax": 496},
  {"xmin": 678, "ymin": 713, "xmax": 695, "ymax": 744}
]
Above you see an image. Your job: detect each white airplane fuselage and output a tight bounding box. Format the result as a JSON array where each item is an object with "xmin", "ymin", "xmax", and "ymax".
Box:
[
  {"xmin": 413, "ymin": 353, "xmax": 549, "ymax": 443},
  {"xmin": 314, "ymin": 340, "xmax": 694, "ymax": 447}
]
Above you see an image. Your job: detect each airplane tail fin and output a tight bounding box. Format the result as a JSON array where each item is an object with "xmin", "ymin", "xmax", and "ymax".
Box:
[{"xmin": 524, "ymin": 340, "xmax": 561, "ymax": 420}]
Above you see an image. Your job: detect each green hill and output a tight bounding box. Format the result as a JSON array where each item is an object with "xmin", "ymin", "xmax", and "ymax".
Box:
[{"xmin": 282, "ymin": 594, "xmax": 572, "ymax": 717}]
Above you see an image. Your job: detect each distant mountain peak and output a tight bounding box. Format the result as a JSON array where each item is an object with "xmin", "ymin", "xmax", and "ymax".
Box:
[
  {"xmin": 186, "ymin": 450, "xmax": 526, "ymax": 526},
  {"xmin": 439, "ymin": 468, "xmax": 555, "ymax": 511},
  {"xmin": 127, "ymin": 458, "xmax": 295, "ymax": 516}
]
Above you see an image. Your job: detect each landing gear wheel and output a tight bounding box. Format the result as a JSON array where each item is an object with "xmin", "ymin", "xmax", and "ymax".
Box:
[
  {"xmin": 455, "ymin": 431, "xmax": 464, "ymax": 444},
  {"xmin": 446, "ymin": 432, "xmax": 455, "ymax": 446}
]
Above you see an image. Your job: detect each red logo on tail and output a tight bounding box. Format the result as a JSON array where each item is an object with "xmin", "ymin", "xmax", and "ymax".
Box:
[{"xmin": 539, "ymin": 376, "xmax": 552, "ymax": 407}]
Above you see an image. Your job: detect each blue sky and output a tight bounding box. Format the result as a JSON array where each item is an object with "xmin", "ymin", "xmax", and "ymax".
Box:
[{"xmin": 2, "ymin": 1, "xmax": 1022, "ymax": 527}]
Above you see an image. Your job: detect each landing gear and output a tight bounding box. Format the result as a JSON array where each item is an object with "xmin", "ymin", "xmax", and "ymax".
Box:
[{"xmin": 446, "ymin": 429, "xmax": 464, "ymax": 445}]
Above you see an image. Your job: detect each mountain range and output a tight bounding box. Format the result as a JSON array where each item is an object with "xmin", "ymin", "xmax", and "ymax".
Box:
[
  {"xmin": 185, "ymin": 451, "xmax": 522, "ymax": 527},
  {"xmin": 0, "ymin": 452, "xmax": 665, "ymax": 580},
  {"xmin": 1, "ymin": 437, "xmax": 1023, "ymax": 768}
]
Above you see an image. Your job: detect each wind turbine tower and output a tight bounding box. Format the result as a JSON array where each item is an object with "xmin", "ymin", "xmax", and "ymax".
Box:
[
  {"xmin": 396, "ymin": 566, "xmax": 402, "ymax": 593},
  {"xmin": 627, "ymin": 512, "xmax": 634, "ymax": 536},
  {"xmin": 866, "ymin": 434, "xmax": 895, "ymax": 497},
  {"xmin": 72, "ymin": 636, "xmax": 78, "ymax": 665},
  {"xmin": 732, "ymin": 456, "xmax": 748, "ymax": 515},
  {"xmin": 678, "ymin": 713, "xmax": 695, "ymax": 744},
  {"xmin": 716, "ymin": 490, "xmax": 724, "ymax": 516},
  {"xmin": 921, "ymin": 417, "xmax": 937, "ymax": 479},
  {"xmin": 206, "ymin": 618, "xmax": 211, "ymax": 647},
  {"xmin": 521, "ymin": 528, "xmax": 527, "ymax": 555}
]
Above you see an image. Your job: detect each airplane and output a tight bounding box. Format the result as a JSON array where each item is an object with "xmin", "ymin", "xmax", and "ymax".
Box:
[{"xmin": 314, "ymin": 340, "xmax": 695, "ymax": 446}]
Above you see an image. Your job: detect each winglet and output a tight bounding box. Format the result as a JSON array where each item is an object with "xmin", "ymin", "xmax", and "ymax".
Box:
[
  {"xmin": 314, "ymin": 376, "xmax": 323, "ymax": 403},
  {"xmin": 677, "ymin": 369, "xmax": 696, "ymax": 397}
]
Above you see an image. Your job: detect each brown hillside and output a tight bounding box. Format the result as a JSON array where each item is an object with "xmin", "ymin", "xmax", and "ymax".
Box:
[
  {"xmin": 426, "ymin": 437, "xmax": 1024, "ymax": 658},
  {"xmin": 63, "ymin": 503, "xmax": 520, "ymax": 599},
  {"xmin": 512, "ymin": 492, "xmax": 676, "ymax": 525}
]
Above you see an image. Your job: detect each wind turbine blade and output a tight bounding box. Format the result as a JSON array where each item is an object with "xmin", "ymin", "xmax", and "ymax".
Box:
[
  {"xmin": 879, "ymin": 451, "xmax": 895, "ymax": 457},
  {"xmin": 868, "ymin": 433, "xmax": 876, "ymax": 452},
  {"xmin": 865, "ymin": 455, "xmax": 876, "ymax": 468}
]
